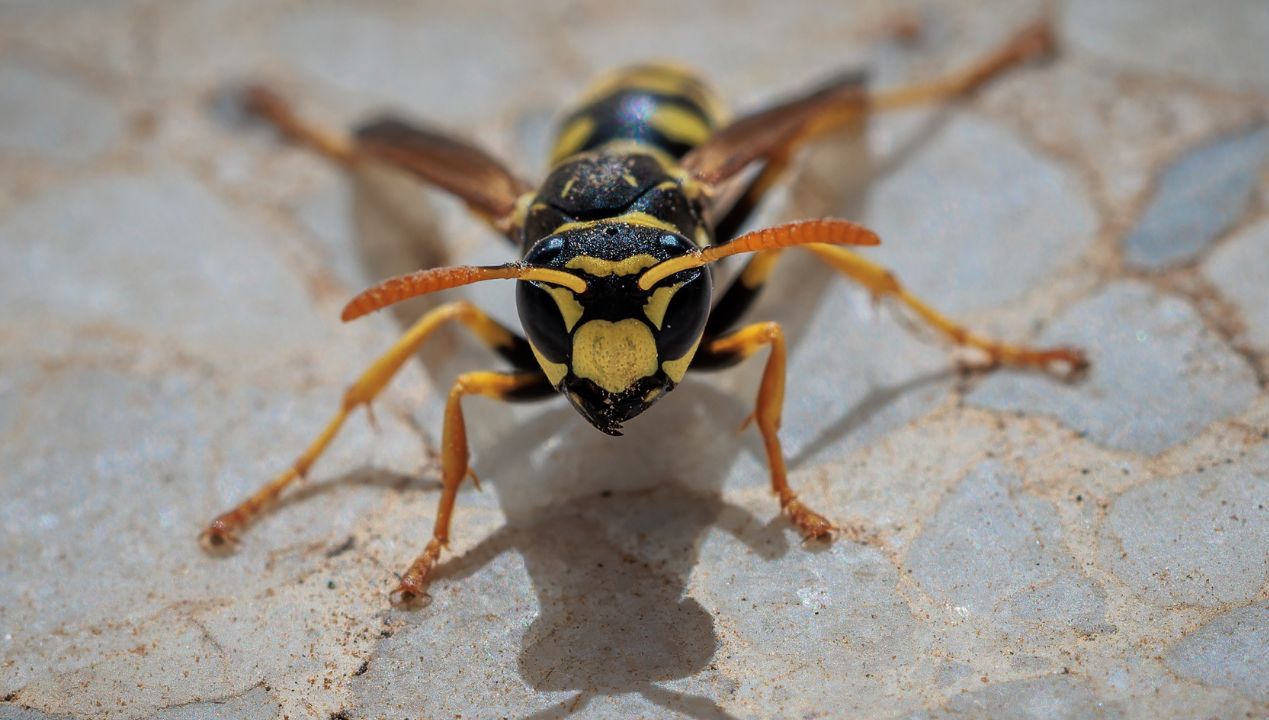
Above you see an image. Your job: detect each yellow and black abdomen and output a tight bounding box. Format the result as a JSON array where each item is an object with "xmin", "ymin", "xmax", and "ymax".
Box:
[{"xmin": 550, "ymin": 63, "xmax": 724, "ymax": 163}]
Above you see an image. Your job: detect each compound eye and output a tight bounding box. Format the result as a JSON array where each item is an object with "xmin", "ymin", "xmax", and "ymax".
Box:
[
  {"xmin": 516, "ymin": 280, "xmax": 576, "ymax": 362},
  {"xmin": 523, "ymin": 235, "xmax": 567, "ymax": 267},
  {"xmin": 654, "ymin": 268, "xmax": 712, "ymax": 360}
]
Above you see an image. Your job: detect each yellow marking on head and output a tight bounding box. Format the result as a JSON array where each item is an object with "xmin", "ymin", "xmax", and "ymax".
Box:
[
  {"xmin": 661, "ymin": 335, "xmax": 701, "ymax": 383},
  {"xmin": 529, "ymin": 342, "xmax": 569, "ymax": 386},
  {"xmin": 552, "ymin": 115, "xmax": 596, "ymax": 162},
  {"xmin": 643, "ymin": 282, "xmax": 684, "ymax": 329},
  {"xmin": 643, "ymin": 387, "xmax": 664, "ymax": 403},
  {"xmin": 544, "ymin": 285, "xmax": 584, "ymax": 331},
  {"xmin": 565, "ymin": 253, "xmax": 659, "ymax": 277},
  {"xmin": 740, "ymin": 249, "xmax": 781, "ymax": 288},
  {"xmin": 550, "ymin": 211, "xmax": 682, "ymax": 237},
  {"xmin": 560, "ymin": 177, "xmax": 577, "ymax": 198},
  {"xmin": 622, "ymin": 172, "xmax": 640, "ymax": 187},
  {"xmin": 572, "ymin": 319, "xmax": 659, "ymax": 393},
  {"xmin": 648, "ymin": 104, "xmax": 712, "ymax": 146}
]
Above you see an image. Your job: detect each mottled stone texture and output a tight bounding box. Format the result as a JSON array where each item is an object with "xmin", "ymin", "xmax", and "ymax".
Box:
[{"xmin": 2, "ymin": 2, "xmax": 1267, "ymax": 719}]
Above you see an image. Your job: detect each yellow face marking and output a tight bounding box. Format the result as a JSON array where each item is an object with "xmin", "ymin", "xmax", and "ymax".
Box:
[
  {"xmin": 648, "ymin": 104, "xmax": 712, "ymax": 146},
  {"xmin": 529, "ymin": 342, "xmax": 569, "ymax": 386},
  {"xmin": 661, "ymin": 335, "xmax": 702, "ymax": 384},
  {"xmin": 572, "ymin": 319, "xmax": 659, "ymax": 393},
  {"xmin": 643, "ymin": 282, "xmax": 684, "ymax": 329},
  {"xmin": 560, "ymin": 177, "xmax": 576, "ymax": 198},
  {"xmin": 544, "ymin": 285, "xmax": 584, "ymax": 331},
  {"xmin": 552, "ymin": 115, "xmax": 595, "ymax": 162},
  {"xmin": 550, "ymin": 211, "xmax": 682, "ymax": 237},
  {"xmin": 622, "ymin": 172, "xmax": 640, "ymax": 187},
  {"xmin": 565, "ymin": 253, "xmax": 658, "ymax": 277}
]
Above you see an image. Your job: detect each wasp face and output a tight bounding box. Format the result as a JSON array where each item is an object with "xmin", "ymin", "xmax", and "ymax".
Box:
[{"xmin": 516, "ymin": 223, "xmax": 712, "ymax": 435}]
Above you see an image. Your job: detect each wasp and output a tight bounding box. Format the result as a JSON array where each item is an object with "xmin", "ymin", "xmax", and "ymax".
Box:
[{"xmin": 201, "ymin": 20, "xmax": 1086, "ymax": 605}]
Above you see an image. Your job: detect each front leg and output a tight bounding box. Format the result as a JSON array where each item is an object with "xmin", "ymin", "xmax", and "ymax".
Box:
[
  {"xmin": 693, "ymin": 321, "xmax": 834, "ymax": 540},
  {"xmin": 391, "ymin": 370, "xmax": 549, "ymax": 606}
]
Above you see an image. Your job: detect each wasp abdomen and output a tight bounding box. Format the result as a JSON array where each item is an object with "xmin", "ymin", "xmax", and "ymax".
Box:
[{"xmin": 550, "ymin": 63, "xmax": 723, "ymax": 163}]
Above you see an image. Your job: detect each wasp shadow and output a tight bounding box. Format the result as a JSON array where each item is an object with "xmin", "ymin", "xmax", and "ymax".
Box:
[{"xmin": 436, "ymin": 380, "xmax": 784, "ymax": 719}]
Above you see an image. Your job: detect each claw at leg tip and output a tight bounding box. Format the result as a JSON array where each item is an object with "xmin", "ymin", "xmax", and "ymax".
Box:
[
  {"xmin": 198, "ymin": 521, "xmax": 240, "ymax": 553},
  {"xmin": 389, "ymin": 583, "xmax": 433, "ymax": 608}
]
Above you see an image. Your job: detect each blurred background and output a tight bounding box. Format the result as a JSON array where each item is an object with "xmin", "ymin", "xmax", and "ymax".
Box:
[{"xmin": 2, "ymin": 1, "xmax": 1267, "ymax": 718}]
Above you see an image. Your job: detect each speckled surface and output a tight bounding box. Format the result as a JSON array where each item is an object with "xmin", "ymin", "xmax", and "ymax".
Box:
[{"xmin": 1, "ymin": 2, "xmax": 1267, "ymax": 719}]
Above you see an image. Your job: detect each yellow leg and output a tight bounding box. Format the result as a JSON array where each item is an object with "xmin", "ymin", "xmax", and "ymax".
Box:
[
  {"xmin": 391, "ymin": 370, "xmax": 540, "ymax": 606},
  {"xmin": 805, "ymin": 244, "xmax": 1088, "ymax": 372},
  {"xmin": 200, "ymin": 301, "xmax": 523, "ymax": 549},
  {"xmin": 870, "ymin": 20, "xmax": 1056, "ymax": 112},
  {"xmin": 797, "ymin": 20, "xmax": 1056, "ymax": 148},
  {"xmin": 702, "ymin": 321, "xmax": 835, "ymax": 540}
]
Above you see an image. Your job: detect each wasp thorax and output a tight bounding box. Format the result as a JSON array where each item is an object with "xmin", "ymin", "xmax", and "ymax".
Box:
[{"xmin": 516, "ymin": 223, "xmax": 711, "ymax": 435}]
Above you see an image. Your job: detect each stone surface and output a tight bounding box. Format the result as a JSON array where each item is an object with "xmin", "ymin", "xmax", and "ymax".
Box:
[
  {"xmin": 862, "ymin": 114, "xmax": 1097, "ymax": 316},
  {"xmin": 1099, "ymin": 457, "xmax": 1268, "ymax": 607},
  {"xmin": 1166, "ymin": 601, "xmax": 1269, "ymax": 703},
  {"xmin": 0, "ymin": 63, "xmax": 123, "ymax": 164},
  {"xmin": 1064, "ymin": 0, "xmax": 1269, "ymax": 96},
  {"xmin": 907, "ymin": 461, "xmax": 1108, "ymax": 633},
  {"xmin": 931, "ymin": 675, "xmax": 1123, "ymax": 720},
  {"xmin": 1123, "ymin": 125, "xmax": 1269, "ymax": 269},
  {"xmin": 1203, "ymin": 216, "xmax": 1269, "ymax": 355},
  {"xmin": 969, "ymin": 282, "xmax": 1259, "ymax": 455},
  {"xmin": 3, "ymin": 2, "xmax": 1268, "ymax": 719}
]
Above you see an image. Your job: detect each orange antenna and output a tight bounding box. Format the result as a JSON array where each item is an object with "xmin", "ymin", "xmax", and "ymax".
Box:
[
  {"xmin": 342, "ymin": 264, "xmax": 587, "ymax": 321},
  {"xmin": 638, "ymin": 219, "xmax": 880, "ymax": 290}
]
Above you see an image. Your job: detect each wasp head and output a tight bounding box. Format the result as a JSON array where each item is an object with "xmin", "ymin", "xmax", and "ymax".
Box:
[{"xmin": 516, "ymin": 222, "xmax": 712, "ymax": 435}]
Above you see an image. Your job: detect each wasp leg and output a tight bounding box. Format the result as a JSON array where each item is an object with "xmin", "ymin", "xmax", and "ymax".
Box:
[
  {"xmin": 200, "ymin": 301, "xmax": 541, "ymax": 550},
  {"xmin": 242, "ymin": 86, "xmax": 531, "ymax": 240},
  {"xmin": 871, "ymin": 20, "xmax": 1055, "ymax": 111},
  {"xmin": 392, "ymin": 370, "xmax": 548, "ymax": 605},
  {"xmin": 805, "ymin": 244, "xmax": 1087, "ymax": 372},
  {"xmin": 684, "ymin": 20, "xmax": 1055, "ymax": 187},
  {"xmin": 693, "ymin": 322, "xmax": 834, "ymax": 540}
]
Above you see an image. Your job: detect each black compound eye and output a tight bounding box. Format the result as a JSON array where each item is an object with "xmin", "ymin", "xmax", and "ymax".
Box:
[
  {"xmin": 516, "ymin": 281, "xmax": 573, "ymax": 362},
  {"xmin": 654, "ymin": 268, "xmax": 712, "ymax": 360},
  {"xmin": 523, "ymin": 236, "xmax": 567, "ymax": 267}
]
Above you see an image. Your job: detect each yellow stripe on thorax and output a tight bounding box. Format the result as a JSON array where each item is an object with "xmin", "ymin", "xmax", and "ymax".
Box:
[{"xmin": 550, "ymin": 211, "xmax": 682, "ymax": 237}]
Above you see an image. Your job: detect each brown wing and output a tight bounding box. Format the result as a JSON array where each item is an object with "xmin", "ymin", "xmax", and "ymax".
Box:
[
  {"xmin": 684, "ymin": 19, "xmax": 1057, "ymax": 188},
  {"xmin": 242, "ymin": 85, "xmax": 532, "ymax": 228},
  {"xmin": 354, "ymin": 118, "xmax": 532, "ymax": 222},
  {"xmin": 681, "ymin": 70, "xmax": 869, "ymax": 187}
]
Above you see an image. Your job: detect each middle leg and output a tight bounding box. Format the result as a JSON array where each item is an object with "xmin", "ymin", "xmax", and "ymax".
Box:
[
  {"xmin": 704, "ymin": 244, "xmax": 1086, "ymax": 375},
  {"xmin": 692, "ymin": 321, "xmax": 835, "ymax": 539}
]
